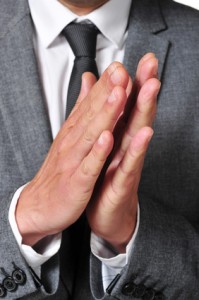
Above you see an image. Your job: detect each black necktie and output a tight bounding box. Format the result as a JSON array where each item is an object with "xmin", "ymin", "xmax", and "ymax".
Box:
[{"xmin": 62, "ymin": 22, "xmax": 99, "ymax": 119}]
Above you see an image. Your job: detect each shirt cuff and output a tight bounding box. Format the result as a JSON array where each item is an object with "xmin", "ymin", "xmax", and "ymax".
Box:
[
  {"xmin": 91, "ymin": 205, "xmax": 140, "ymax": 290},
  {"xmin": 8, "ymin": 185, "xmax": 61, "ymax": 272}
]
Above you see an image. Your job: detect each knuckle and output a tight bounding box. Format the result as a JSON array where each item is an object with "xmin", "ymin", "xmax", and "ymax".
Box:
[
  {"xmin": 66, "ymin": 114, "xmax": 77, "ymax": 128},
  {"xmin": 83, "ymin": 128, "xmax": 95, "ymax": 144},
  {"xmin": 86, "ymin": 102, "xmax": 96, "ymax": 120},
  {"xmin": 103, "ymin": 106, "xmax": 118, "ymax": 124},
  {"xmin": 81, "ymin": 161, "xmax": 98, "ymax": 178},
  {"xmin": 81, "ymin": 161, "xmax": 90, "ymax": 176},
  {"xmin": 57, "ymin": 135, "xmax": 68, "ymax": 154},
  {"xmin": 92, "ymin": 147, "xmax": 106, "ymax": 164},
  {"xmin": 129, "ymin": 167, "xmax": 139, "ymax": 177},
  {"xmin": 130, "ymin": 149, "xmax": 145, "ymax": 166},
  {"xmin": 120, "ymin": 162, "xmax": 138, "ymax": 177}
]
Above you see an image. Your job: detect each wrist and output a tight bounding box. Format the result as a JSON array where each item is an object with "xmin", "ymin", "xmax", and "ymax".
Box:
[
  {"xmin": 99, "ymin": 206, "xmax": 137, "ymax": 254},
  {"xmin": 103, "ymin": 229, "xmax": 134, "ymax": 254},
  {"xmin": 15, "ymin": 184, "xmax": 47, "ymax": 247}
]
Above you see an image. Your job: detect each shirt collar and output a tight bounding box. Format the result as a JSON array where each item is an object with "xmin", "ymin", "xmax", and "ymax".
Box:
[{"xmin": 28, "ymin": 0, "xmax": 132, "ymax": 49}]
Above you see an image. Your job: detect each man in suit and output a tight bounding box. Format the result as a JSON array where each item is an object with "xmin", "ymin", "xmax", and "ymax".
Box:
[{"xmin": 0, "ymin": 0, "xmax": 199, "ymax": 299}]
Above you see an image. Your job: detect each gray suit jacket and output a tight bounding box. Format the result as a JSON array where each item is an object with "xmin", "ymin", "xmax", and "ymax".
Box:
[{"xmin": 0, "ymin": 0, "xmax": 199, "ymax": 299}]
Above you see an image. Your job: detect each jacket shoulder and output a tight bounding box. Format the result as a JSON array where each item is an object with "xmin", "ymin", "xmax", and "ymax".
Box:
[
  {"xmin": 160, "ymin": 0, "xmax": 199, "ymax": 28},
  {"xmin": 0, "ymin": 0, "xmax": 30, "ymax": 38}
]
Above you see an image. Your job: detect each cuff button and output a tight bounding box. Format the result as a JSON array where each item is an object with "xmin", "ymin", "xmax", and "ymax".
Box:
[
  {"xmin": 3, "ymin": 277, "xmax": 17, "ymax": 292},
  {"xmin": 122, "ymin": 282, "xmax": 136, "ymax": 296},
  {"xmin": 12, "ymin": 269, "xmax": 26, "ymax": 285},
  {"xmin": 132, "ymin": 284, "xmax": 146, "ymax": 298}
]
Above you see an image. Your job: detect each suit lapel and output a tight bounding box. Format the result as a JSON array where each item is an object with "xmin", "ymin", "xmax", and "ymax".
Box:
[
  {"xmin": 0, "ymin": 1, "xmax": 52, "ymax": 181},
  {"xmin": 124, "ymin": 0, "xmax": 170, "ymax": 81},
  {"xmin": 0, "ymin": 0, "xmax": 169, "ymax": 183}
]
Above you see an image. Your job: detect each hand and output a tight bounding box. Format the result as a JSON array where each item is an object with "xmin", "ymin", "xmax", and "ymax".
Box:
[
  {"xmin": 16, "ymin": 62, "xmax": 131, "ymax": 246},
  {"xmin": 87, "ymin": 53, "xmax": 161, "ymax": 253}
]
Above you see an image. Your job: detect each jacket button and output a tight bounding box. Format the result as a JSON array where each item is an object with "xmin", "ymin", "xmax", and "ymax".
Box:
[
  {"xmin": 122, "ymin": 282, "xmax": 136, "ymax": 295},
  {"xmin": 143, "ymin": 288, "xmax": 156, "ymax": 300},
  {"xmin": 12, "ymin": 269, "xmax": 26, "ymax": 285},
  {"xmin": 154, "ymin": 293, "xmax": 165, "ymax": 300},
  {"xmin": 132, "ymin": 284, "xmax": 146, "ymax": 298},
  {"xmin": 3, "ymin": 277, "xmax": 17, "ymax": 292},
  {"xmin": 0, "ymin": 285, "xmax": 6, "ymax": 298}
]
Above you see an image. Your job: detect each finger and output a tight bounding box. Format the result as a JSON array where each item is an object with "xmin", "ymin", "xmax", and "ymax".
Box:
[
  {"xmin": 71, "ymin": 62, "xmax": 130, "ymax": 120},
  {"xmin": 55, "ymin": 63, "xmax": 131, "ymax": 169},
  {"xmin": 136, "ymin": 53, "xmax": 158, "ymax": 87},
  {"xmin": 122, "ymin": 54, "xmax": 158, "ymax": 128},
  {"xmin": 119, "ymin": 78, "xmax": 160, "ymax": 157},
  {"xmin": 69, "ymin": 72, "xmax": 97, "ymax": 118},
  {"xmin": 61, "ymin": 73, "xmax": 97, "ymax": 139},
  {"xmin": 72, "ymin": 131, "xmax": 114, "ymax": 197},
  {"xmin": 110, "ymin": 127, "xmax": 153, "ymax": 199},
  {"xmin": 79, "ymin": 72, "xmax": 97, "ymax": 102},
  {"xmin": 66, "ymin": 63, "xmax": 130, "ymax": 137},
  {"xmin": 130, "ymin": 78, "xmax": 160, "ymax": 130},
  {"xmin": 72, "ymin": 85, "xmax": 127, "ymax": 162},
  {"xmin": 126, "ymin": 76, "xmax": 133, "ymax": 99}
]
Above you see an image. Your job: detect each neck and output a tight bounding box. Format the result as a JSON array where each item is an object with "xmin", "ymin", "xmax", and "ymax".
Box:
[{"xmin": 59, "ymin": 0, "xmax": 108, "ymax": 15}]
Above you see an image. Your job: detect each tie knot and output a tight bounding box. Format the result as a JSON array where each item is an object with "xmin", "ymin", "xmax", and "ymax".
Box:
[{"xmin": 62, "ymin": 22, "xmax": 99, "ymax": 58}]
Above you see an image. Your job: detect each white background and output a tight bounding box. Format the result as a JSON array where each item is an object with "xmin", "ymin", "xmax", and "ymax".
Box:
[{"xmin": 174, "ymin": 0, "xmax": 199, "ymax": 10}]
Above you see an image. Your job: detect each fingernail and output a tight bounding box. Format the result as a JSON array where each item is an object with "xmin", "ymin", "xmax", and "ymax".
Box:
[
  {"xmin": 142, "ymin": 53, "xmax": 156, "ymax": 62},
  {"xmin": 144, "ymin": 128, "xmax": 154, "ymax": 146},
  {"xmin": 148, "ymin": 128, "xmax": 154, "ymax": 141},
  {"xmin": 98, "ymin": 132, "xmax": 108, "ymax": 145},
  {"xmin": 155, "ymin": 81, "xmax": 161, "ymax": 95},
  {"xmin": 111, "ymin": 68, "xmax": 122, "ymax": 85},
  {"xmin": 108, "ymin": 62, "xmax": 122, "ymax": 85}
]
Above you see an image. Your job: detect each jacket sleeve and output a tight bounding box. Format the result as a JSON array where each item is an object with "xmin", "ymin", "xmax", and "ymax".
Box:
[
  {"xmin": 90, "ymin": 196, "xmax": 199, "ymax": 300},
  {"xmin": 0, "ymin": 192, "xmax": 71, "ymax": 299}
]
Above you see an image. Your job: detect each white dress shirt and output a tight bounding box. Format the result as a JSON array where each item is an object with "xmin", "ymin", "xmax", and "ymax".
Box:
[
  {"xmin": 9, "ymin": 0, "xmax": 140, "ymax": 291},
  {"xmin": 29, "ymin": 0, "xmax": 131, "ymax": 138}
]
